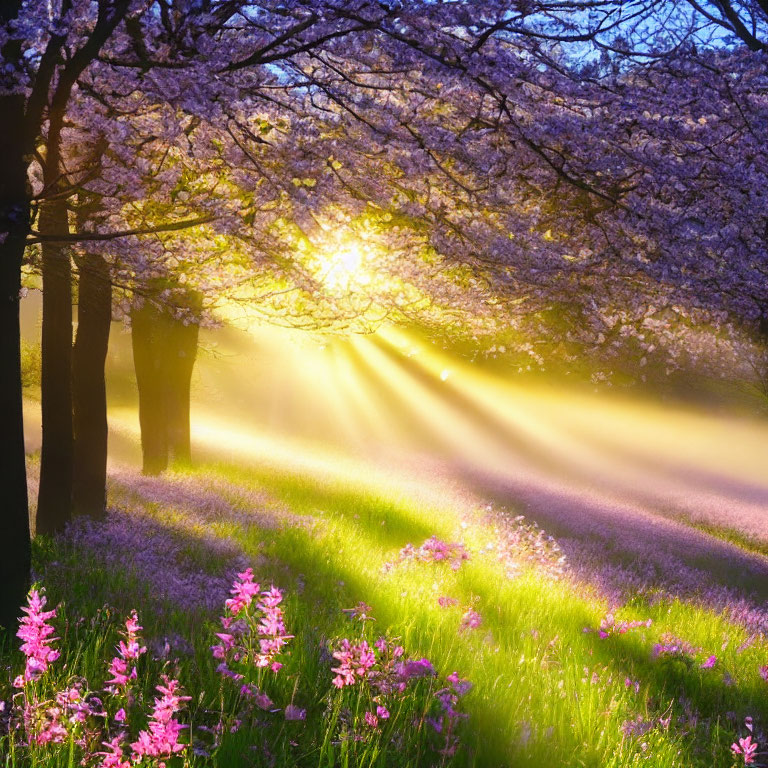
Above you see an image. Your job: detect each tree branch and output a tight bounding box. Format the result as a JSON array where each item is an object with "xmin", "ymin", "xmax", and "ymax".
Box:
[{"xmin": 26, "ymin": 216, "xmax": 214, "ymax": 244}]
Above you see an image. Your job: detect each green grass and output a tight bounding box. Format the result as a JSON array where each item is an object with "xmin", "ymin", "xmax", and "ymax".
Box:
[{"xmin": 2, "ymin": 459, "xmax": 767, "ymax": 767}]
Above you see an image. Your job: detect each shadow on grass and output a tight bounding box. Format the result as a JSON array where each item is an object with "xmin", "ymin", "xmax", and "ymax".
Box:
[
  {"xmin": 453, "ymin": 463, "xmax": 768, "ymax": 608},
  {"xmin": 200, "ymin": 462, "xmax": 442, "ymax": 552}
]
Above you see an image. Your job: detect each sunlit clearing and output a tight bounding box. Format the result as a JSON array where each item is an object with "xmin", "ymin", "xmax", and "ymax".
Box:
[
  {"xmin": 177, "ymin": 320, "xmax": 768, "ymax": 549},
  {"xmin": 22, "ymin": 289, "xmax": 768, "ymax": 556}
]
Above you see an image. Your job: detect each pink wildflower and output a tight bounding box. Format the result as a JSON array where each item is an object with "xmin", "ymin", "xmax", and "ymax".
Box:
[
  {"xmin": 105, "ymin": 657, "xmax": 136, "ymax": 690},
  {"xmin": 331, "ymin": 639, "xmax": 377, "ymax": 688},
  {"xmin": 225, "ymin": 568, "xmax": 260, "ymax": 615},
  {"xmin": 397, "ymin": 537, "xmax": 470, "ymax": 571},
  {"xmin": 96, "ymin": 736, "xmax": 131, "ymax": 768},
  {"xmin": 700, "ymin": 655, "xmax": 717, "ymax": 669},
  {"xmin": 16, "ymin": 589, "xmax": 59, "ymax": 684},
  {"xmin": 105, "ymin": 611, "xmax": 146, "ymax": 693},
  {"xmin": 438, "ymin": 596, "xmax": 459, "ymax": 608},
  {"xmin": 732, "ymin": 735, "xmax": 758, "ymax": 765},
  {"xmin": 365, "ymin": 711, "xmax": 379, "ymax": 728},
  {"xmin": 213, "ymin": 576, "xmax": 292, "ymax": 679},
  {"xmin": 759, "ymin": 665, "xmax": 768, "ymax": 682},
  {"xmin": 35, "ymin": 707, "xmax": 68, "ymax": 744},
  {"xmin": 341, "ymin": 602, "xmax": 375, "ymax": 622},
  {"xmin": 376, "ymin": 705, "xmax": 390, "ymax": 719},
  {"xmin": 54, "ymin": 685, "xmax": 93, "ymax": 723},
  {"xmin": 598, "ymin": 614, "xmax": 652, "ymax": 639},
  {"xmin": 284, "ymin": 704, "xmax": 306, "ymax": 721},
  {"xmin": 461, "ymin": 610, "xmax": 482, "ymax": 631},
  {"xmin": 130, "ymin": 677, "xmax": 189, "ymax": 761}
]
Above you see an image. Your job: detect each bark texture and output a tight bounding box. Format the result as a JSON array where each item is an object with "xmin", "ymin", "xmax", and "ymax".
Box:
[
  {"xmin": 0, "ymin": 88, "xmax": 32, "ymax": 633},
  {"xmin": 36, "ymin": 195, "xmax": 74, "ymax": 535},
  {"xmin": 72, "ymin": 251, "xmax": 112, "ymax": 518},
  {"xmin": 131, "ymin": 295, "xmax": 200, "ymax": 474}
]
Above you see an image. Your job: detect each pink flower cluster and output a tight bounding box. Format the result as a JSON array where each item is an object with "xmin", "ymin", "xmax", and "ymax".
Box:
[
  {"xmin": 732, "ymin": 735, "xmax": 758, "ymax": 765},
  {"xmin": 105, "ymin": 610, "xmax": 147, "ymax": 693},
  {"xmin": 28, "ymin": 702, "xmax": 70, "ymax": 745},
  {"xmin": 97, "ymin": 737, "xmax": 131, "ymax": 768},
  {"xmin": 364, "ymin": 705, "xmax": 390, "ymax": 728},
  {"xmin": 130, "ymin": 676, "xmax": 190, "ymax": 761},
  {"xmin": 597, "ymin": 613, "xmax": 652, "ymax": 639},
  {"xmin": 731, "ymin": 718, "xmax": 759, "ymax": 765},
  {"xmin": 341, "ymin": 602, "xmax": 376, "ymax": 622},
  {"xmin": 50, "ymin": 684, "xmax": 96, "ymax": 735},
  {"xmin": 331, "ymin": 639, "xmax": 377, "ymax": 688},
  {"xmin": 651, "ymin": 634, "xmax": 700, "ymax": 660},
  {"xmin": 460, "ymin": 609, "xmax": 482, "ymax": 631},
  {"xmin": 393, "ymin": 536, "xmax": 470, "ymax": 572},
  {"xmin": 14, "ymin": 589, "xmax": 60, "ymax": 686},
  {"xmin": 212, "ymin": 568, "xmax": 292, "ymax": 675},
  {"xmin": 224, "ymin": 567, "xmax": 261, "ymax": 614},
  {"xmin": 327, "ymin": 615, "xmax": 470, "ymax": 755},
  {"xmin": 8, "ymin": 590, "xmax": 190, "ymax": 765}
]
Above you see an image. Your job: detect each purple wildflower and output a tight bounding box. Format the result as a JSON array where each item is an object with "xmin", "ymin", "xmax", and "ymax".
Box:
[{"xmin": 284, "ymin": 704, "xmax": 306, "ymax": 721}]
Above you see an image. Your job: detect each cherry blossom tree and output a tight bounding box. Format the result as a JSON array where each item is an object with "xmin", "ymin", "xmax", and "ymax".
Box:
[{"xmin": 5, "ymin": 0, "xmax": 767, "ymax": 637}]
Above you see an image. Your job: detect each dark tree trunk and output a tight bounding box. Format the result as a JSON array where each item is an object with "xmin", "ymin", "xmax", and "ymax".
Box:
[
  {"xmin": 0, "ymin": 90, "xmax": 32, "ymax": 633},
  {"xmin": 131, "ymin": 295, "xmax": 201, "ymax": 474},
  {"xmin": 132, "ymin": 301, "xmax": 169, "ymax": 475},
  {"xmin": 36, "ymin": 195, "xmax": 74, "ymax": 536},
  {"xmin": 72, "ymin": 252, "xmax": 111, "ymax": 518},
  {"xmin": 165, "ymin": 317, "xmax": 199, "ymax": 465}
]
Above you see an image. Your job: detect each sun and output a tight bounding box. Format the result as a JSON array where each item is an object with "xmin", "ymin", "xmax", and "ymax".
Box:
[{"xmin": 315, "ymin": 237, "xmax": 372, "ymax": 291}]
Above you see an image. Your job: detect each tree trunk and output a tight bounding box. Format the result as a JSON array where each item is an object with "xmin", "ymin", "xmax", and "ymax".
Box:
[
  {"xmin": 0, "ymin": 89, "xmax": 31, "ymax": 633},
  {"xmin": 132, "ymin": 301, "xmax": 169, "ymax": 475},
  {"xmin": 165, "ymin": 317, "xmax": 199, "ymax": 465},
  {"xmin": 131, "ymin": 295, "xmax": 201, "ymax": 474},
  {"xmin": 36, "ymin": 195, "xmax": 74, "ymax": 536},
  {"xmin": 72, "ymin": 252, "xmax": 111, "ymax": 518}
]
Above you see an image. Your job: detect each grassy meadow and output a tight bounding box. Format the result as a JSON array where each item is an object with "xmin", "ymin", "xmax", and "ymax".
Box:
[
  {"xmin": 6, "ymin": 303, "xmax": 768, "ymax": 766},
  {"xmin": 2, "ymin": 449, "xmax": 768, "ymax": 767}
]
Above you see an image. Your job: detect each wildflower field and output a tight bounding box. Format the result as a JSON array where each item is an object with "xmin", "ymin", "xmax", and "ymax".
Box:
[
  {"xmin": 3, "ymin": 443, "xmax": 768, "ymax": 768},
  {"xmin": 9, "ymin": 0, "xmax": 768, "ymax": 764}
]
